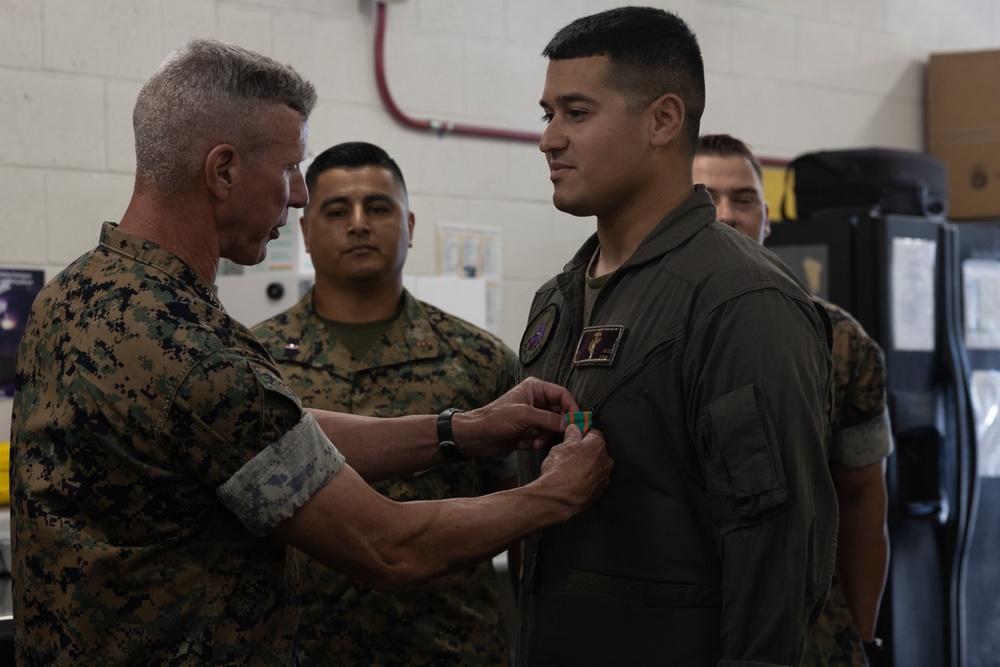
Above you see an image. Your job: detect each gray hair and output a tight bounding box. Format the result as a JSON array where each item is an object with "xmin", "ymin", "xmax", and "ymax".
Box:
[{"xmin": 133, "ymin": 38, "xmax": 317, "ymax": 197}]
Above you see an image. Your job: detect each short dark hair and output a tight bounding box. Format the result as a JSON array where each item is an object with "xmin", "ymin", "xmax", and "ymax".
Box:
[
  {"xmin": 543, "ymin": 6, "xmax": 705, "ymax": 150},
  {"xmin": 696, "ymin": 134, "xmax": 764, "ymax": 181},
  {"xmin": 305, "ymin": 141, "xmax": 407, "ymax": 198}
]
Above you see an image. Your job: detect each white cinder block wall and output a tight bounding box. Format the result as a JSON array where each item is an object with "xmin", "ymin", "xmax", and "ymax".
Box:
[{"xmin": 3, "ymin": 0, "xmax": 1000, "ymax": 439}]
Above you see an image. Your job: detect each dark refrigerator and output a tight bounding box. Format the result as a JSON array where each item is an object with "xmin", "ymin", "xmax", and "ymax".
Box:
[{"xmin": 766, "ymin": 209, "xmax": 1000, "ymax": 667}]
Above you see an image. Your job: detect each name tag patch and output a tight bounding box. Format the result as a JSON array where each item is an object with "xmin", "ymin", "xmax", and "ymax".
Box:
[{"xmin": 573, "ymin": 325, "xmax": 626, "ymax": 367}]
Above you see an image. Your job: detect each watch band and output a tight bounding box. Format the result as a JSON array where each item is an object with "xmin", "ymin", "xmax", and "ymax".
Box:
[{"xmin": 437, "ymin": 408, "xmax": 468, "ymax": 463}]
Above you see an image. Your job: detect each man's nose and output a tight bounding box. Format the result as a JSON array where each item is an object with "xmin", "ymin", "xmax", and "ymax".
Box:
[
  {"xmin": 289, "ymin": 168, "xmax": 308, "ymax": 209},
  {"xmin": 539, "ymin": 119, "xmax": 565, "ymax": 154},
  {"xmin": 347, "ymin": 207, "xmax": 371, "ymax": 233},
  {"xmin": 715, "ymin": 198, "xmax": 733, "ymax": 224}
]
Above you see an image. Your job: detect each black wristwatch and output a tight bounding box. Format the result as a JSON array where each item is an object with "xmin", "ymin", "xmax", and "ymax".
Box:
[{"xmin": 437, "ymin": 408, "xmax": 468, "ymax": 463}]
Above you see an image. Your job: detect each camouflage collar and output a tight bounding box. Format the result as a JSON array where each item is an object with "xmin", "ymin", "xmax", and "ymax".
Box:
[
  {"xmin": 99, "ymin": 222, "xmax": 223, "ymax": 311},
  {"xmin": 269, "ymin": 288, "xmax": 442, "ymax": 374}
]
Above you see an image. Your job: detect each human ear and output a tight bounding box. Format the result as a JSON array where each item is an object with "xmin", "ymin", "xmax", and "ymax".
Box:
[
  {"xmin": 649, "ymin": 93, "xmax": 685, "ymax": 148},
  {"xmin": 205, "ymin": 144, "xmax": 238, "ymax": 201},
  {"xmin": 299, "ymin": 214, "xmax": 312, "ymax": 253}
]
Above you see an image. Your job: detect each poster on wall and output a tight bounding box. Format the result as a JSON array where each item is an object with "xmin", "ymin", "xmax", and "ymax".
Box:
[
  {"xmin": 436, "ymin": 222, "xmax": 502, "ymax": 333},
  {"xmin": 0, "ymin": 269, "xmax": 45, "ymax": 397}
]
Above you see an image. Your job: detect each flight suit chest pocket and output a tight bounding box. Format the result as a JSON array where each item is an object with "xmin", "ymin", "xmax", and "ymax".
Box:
[
  {"xmin": 699, "ymin": 384, "xmax": 788, "ymax": 533},
  {"xmin": 577, "ymin": 319, "xmax": 684, "ymax": 412}
]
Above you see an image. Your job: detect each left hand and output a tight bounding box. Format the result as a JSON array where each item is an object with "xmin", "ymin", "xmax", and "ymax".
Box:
[{"xmin": 452, "ymin": 378, "xmax": 580, "ymax": 457}]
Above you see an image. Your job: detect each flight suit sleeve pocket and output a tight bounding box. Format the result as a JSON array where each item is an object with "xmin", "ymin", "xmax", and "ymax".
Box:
[{"xmin": 700, "ymin": 384, "xmax": 788, "ymax": 533}]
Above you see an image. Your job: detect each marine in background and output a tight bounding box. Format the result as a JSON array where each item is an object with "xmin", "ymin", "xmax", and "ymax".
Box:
[
  {"xmin": 694, "ymin": 133, "xmax": 892, "ymax": 667},
  {"xmin": 253, "ymin": 141, "xmax": 519, "ymax": 666}
]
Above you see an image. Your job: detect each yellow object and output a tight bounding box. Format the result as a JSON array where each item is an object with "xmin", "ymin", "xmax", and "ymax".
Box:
[
  {"xmin": 0, "ymin": 441, "xmax": 9, "ymax": 505},
  {"xmin": 762, "ymin": 164, "xmax": 795, "ymax": 221}
]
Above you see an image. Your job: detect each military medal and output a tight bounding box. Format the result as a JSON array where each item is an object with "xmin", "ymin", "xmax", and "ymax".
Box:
[{"xmin": 566, "ymin": 411, "xmax": 593, "ymax": 434}]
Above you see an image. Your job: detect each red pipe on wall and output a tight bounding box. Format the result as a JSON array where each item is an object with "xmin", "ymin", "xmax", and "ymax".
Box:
[
  {"xmin": 373, "ymin": 1, "xmax": 789, "ymax": 168},
  {"xmin": 374, "ymin": 1, "xmax": 543, "ymax": 143}
]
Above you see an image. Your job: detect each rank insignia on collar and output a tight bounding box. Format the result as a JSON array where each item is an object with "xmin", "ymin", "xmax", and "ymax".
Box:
[
  {"xmin": 520, "ymin": 304, "xmax": 559, "ymax": 366},
  {"xmin": 573, "ymin": 325, "xmax": 626, "ymax": 367}
]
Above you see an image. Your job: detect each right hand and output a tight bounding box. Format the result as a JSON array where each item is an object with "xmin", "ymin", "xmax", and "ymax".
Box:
[
  {"xmin": 537, "ymin": 425, "xmax": 613, "ymax": 520},
  {"xmin": 453, "ymin": 377, "xmax": 582, "ymax": 457}
]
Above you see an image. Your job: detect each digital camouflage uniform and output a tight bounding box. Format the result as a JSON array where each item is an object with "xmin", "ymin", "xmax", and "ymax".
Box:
[
  {"xmin": 253, "ymin": 288, "xmax": 518, "ymax": 667},
  {"xmin": 10, "ymin": 223, "xmax": 346, "ymax": 666},
  {"xmin": 803, "ymin": 299, "xmax": 893, "ymax": 667}
]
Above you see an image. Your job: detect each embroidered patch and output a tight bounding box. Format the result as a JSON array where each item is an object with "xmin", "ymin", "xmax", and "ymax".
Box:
[
  {"xmin": 573, "ymin": 325, "xmax": 626, "ymax": 367},
  {"xmin": 520, "ymin": 304, "xmax": 559, "ymax": 366}
]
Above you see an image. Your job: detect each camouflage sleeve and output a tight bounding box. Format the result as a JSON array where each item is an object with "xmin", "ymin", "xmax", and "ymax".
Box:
[
  {"xmin": 218, "ymin": 411, "xmax": 346, "ymax": 536},
  {"xmin": 494, "ymin": 344, "xmax": 519, "ymax": 396},
  {"xmin": 162, "ymin": 347, "xmax": 332, "ymax": 488},
  {"xmin": 827, "ymin": 304, "xmax": 894, "ymax": 468},
  {"xmin": 831, "ymin": 408, "xmax": 894, "ymax": 468}
]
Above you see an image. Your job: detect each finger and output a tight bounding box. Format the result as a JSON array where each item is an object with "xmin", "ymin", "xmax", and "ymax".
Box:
[
  {"xmin": 526, "ymin": 427, "xmax": 562, "ymax": 450},
  {"xmin": 528, "ymin": 404, "xmax": 570, "ymax": 437},
  {"xmin": 562, "ymin": 424, "xmax": 583, "ymax": 443},
  {"xmin": 529, "ymin": 430, "xmax": 558, "ymax": 450},
  {"xmin": 528, "ymin": 378, "xmax": 580, "ymax": 413}
]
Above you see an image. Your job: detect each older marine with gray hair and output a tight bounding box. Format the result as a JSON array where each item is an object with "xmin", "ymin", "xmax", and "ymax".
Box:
[
  {"xmin": 10, "ymin": 38, "xmax": 613, "ymax": 666},
  {"xmin": 133, "ymin": 39, "xmax": 316, "ymax": 198}
]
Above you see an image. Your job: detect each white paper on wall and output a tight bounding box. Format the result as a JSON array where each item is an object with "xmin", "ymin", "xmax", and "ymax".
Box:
[
  {"xmin": 437, "ymin": 222, "xmax": 502, "ymax": 280},
  {"xmin": 970, "ymin": 369, "xmax": 1000, "ymax": 477},
  {"xmin": 964, "ymin": 258, "xmax": 1000, "ymax": 350},
  {"xmin": 431, "ymin": 222, "xmax": 503, "ymax": 334},
  {"xmin": 890, "ymin": 236, "xmax": 937, "ymax": 352},
  {"xmin": 404, "ymin": 275, "xmax": 489, "ymax": 331}
]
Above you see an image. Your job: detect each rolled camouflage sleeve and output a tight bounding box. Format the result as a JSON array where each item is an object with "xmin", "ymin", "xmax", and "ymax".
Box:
[
  {"xmin": 826, "ymin": 300, "xmax": 894, "ymax": 468},
  {"xmin": 830, "ymin": 407, "xmax": 893, "ymax": 468},
  {"xmin": 218, "ymin": 411, "xmax": 346, "ymax": 536}
]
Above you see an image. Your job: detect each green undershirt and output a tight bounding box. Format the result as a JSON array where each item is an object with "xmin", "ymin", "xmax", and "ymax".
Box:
[
  {"xmin": 583, "ymin": 247, "xmax": 613, "ymax": 325},
  {"xmin": 318, "ymin": 304, "xmax": 403, "ymax": 360}
]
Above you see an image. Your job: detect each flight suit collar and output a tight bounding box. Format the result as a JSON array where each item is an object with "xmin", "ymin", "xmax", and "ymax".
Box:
[{"xmin": 560, "ymin": 186, "xmax": 718, "ymax": 277}]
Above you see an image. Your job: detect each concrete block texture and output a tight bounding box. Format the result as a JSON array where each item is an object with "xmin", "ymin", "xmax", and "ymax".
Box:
[{"xmin": 2, "ymin": 0, "xmax": 999, "ymax": 340}]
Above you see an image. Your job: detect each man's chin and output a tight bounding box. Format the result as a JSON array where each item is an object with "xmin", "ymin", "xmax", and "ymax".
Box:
[
  {"xmin": 221, "ymin": 246, "xmax": 268, "ymax": 268},
  {"xmin": 552, "ymin": 194, "xmax": 593, "ymax": 218}
]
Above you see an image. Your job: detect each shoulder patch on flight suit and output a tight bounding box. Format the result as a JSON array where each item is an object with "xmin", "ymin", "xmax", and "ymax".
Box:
[
  {"xmin": 520, "ymin": 304, "xmax": 559, "ymax": 365},
  {"xmin": 573, "ymin": 325, "xmax": 626, "ymax": 367}
]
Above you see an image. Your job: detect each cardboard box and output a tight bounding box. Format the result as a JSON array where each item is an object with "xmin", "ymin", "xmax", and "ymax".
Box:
[{"xmin": 928, "ymin": 50, "xmax": 1000, "ymax": 219}]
